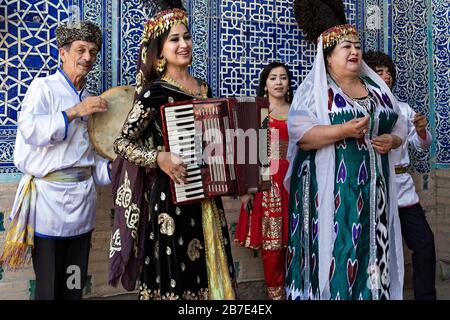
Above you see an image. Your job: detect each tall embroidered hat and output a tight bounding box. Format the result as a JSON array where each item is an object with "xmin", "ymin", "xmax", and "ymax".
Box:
[
  {"xmin": 293, "ymin": 0, "xmax": 359, "ymax": 49},
  {"xmin": 55, "ymin": 20, "xmax": 102, "ymax": 49}
]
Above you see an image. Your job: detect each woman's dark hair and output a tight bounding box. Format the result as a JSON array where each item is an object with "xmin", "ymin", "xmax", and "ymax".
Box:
[
  {"xmin": 258, "ymin": 62, "xmax": 294, "ymax": 103},
  {"xmin": 363, "ymin": 50, "xmax": 397, "ymax": 86},
  {"xmin": 135, "ymin": 28, "xmax": 171, "ymax": 92}
]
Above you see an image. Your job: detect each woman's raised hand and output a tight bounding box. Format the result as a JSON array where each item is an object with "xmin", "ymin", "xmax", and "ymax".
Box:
[{"xmin": 157, "ymin": 152, "xmax": 188, "ymax": 184}]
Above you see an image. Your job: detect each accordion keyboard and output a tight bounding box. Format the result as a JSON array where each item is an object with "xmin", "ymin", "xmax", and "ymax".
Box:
[
  {"xmin": 161, "ymin": 97, "xmax": 270, "ymax": 204},
  {"xmin": 164, "ymin": 104, "xmax": 206, "ymax": 202}
]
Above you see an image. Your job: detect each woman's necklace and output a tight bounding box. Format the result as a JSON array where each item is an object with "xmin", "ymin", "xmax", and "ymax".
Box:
[
  {"xmin": 161, "ymin": 75, "xmax": 203, "ymax": 98},
  {"xmin": 269, "ymin": 103, "xmax": 289, "ymax": 120},
  {"xmin": 328, "ymin": 74, "xmax": 368, "ymax": 100},
  {"xmin": 328, "ymin": 74, "xmax": 375, "ymax": 114}
]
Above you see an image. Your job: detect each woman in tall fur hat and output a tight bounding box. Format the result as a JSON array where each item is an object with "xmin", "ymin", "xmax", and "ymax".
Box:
[
  {"xmin": 108, "ymin": 0, "xmax": 236, "ymax": 300},
  {"xmin": 284, "ymin": 0, "xmax": 407, "ymax": 300}
]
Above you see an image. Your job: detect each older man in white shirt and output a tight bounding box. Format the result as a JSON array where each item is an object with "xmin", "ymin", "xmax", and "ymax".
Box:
[
  {"xmin": 364, "ymin": 51, "xmax": 436, "ymax": 300},
  {"xmin": 0, "ymin": 21, "xmax": 110, "ymax": 300}
]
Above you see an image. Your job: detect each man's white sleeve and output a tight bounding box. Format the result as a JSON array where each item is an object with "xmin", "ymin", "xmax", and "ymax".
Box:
[
  {"xmin": 92, "ymin": 152, "xmax": 112, "ymax": 186},
  {"xmin": 17, "ymin": 79, "xmax": 69, "ymax": 147}
]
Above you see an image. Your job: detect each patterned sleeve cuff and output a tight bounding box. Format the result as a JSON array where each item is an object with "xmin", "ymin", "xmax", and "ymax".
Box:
[
  {"xmin": 146, "ymin": 149, "xmax": 159, "ymax": 168},
  {"xmin": 107, "ymin": 160, "xmax": 112, "ymax": 181},
  {"xmin": 61, "ymin": 111, "xmax": 69, "ymax": 140},
  {"xmin": 113, "ymin": 137, "xmax": 159, "ymax": 168}
]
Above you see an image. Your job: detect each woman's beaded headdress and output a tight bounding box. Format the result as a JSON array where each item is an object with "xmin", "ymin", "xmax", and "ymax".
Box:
[
  {"xmin": 320, "ymin": 24, "xmax": 359, "ymax": 49},
  {"xmin": 143, "ymin": 8, "xmax": 188, "ymax": 42},
  {"xmin": 134, "ymin": 1, "xmax": 188, "ymax": 96}
]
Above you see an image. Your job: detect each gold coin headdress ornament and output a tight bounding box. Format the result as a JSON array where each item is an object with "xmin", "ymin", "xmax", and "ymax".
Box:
[
  {"xmin": 140, "ymin": 0, "xmax": 188, "ymax": 41},
  {"xmin": 320, "ymin": 24, "xmax": 358, "ymax": 49},
  {"xmin": 143, "ymin": 8, "xmax": 188, "ymax": 42}
]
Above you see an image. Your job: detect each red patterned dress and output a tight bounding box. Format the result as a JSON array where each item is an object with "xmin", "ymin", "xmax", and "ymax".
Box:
[{"xmin": 234, "ymin": 113, "xmax": 289, "ymax": 299}]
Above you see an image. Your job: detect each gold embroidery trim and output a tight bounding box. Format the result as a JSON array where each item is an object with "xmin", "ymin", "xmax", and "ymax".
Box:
[
  {"xmin": 114, "ymin": 170, "xmax": 140, "ymax": 255},
  {"xmin": 138, "ymin": 286, "xmax": 208, "ymax": 300},
  {"xmin": 201, "ymin": 199, "xmax": 235, "ymax": 300},
  {"xmin": 262, "ymin": 217, "xmax": 283, "ymax": 250},
  {"xmin": 261, "ymin": 181, "xmax": 284, "ymax": 250},
  {"xmin": 115, "ymin": 171, "xmax": 132, "ymax": 207},
  {"xmin": 270, "ymin": 139, "xmax": 289, "ymax": 160},
  {"xmin": 320, "ymin": 24, "xmax": 359, "ymax": 49}
]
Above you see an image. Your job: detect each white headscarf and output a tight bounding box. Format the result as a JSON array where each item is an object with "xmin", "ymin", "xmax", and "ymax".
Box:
[{"xmin": 284, "ymin": 36, "xmax": 407, "ymax": 299}]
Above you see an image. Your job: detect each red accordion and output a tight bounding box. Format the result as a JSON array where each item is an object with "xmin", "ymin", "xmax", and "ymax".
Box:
[{"xmin": 160, "ymin": 97, "xmax": 271, "ymax": 204}]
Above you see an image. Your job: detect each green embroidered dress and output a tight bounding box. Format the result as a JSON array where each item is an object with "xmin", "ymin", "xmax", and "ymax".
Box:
[{"xmin": 286, "ymin": 78, "xmax": 399, "ymax": 300}]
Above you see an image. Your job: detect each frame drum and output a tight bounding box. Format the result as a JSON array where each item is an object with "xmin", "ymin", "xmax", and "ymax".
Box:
[{"xmin": 88, "ymin": 85, "xmax": 135, "ymax": 160}]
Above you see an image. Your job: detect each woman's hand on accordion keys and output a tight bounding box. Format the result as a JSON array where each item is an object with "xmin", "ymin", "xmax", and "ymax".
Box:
[{"xmin": 157, "ymin": 152, "xmax": 188, "ymax": 185}]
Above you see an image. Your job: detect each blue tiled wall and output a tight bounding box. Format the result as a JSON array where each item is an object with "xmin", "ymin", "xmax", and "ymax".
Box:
[{"xmin": 0, "ymin": 0, "xmax": 449, "ymax": 182}]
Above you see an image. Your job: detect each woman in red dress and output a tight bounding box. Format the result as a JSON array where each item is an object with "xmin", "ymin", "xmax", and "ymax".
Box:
[{"xmin": 235, "ymin": 62, "xmax": 292, "ymax": 300}]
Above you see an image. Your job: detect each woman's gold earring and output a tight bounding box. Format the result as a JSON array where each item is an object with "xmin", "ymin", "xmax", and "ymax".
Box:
[
  {"xmin": 286, "ymin": 91, "xmax": 291, "ymax": 102},
  {"xmin": 264, "ymin": 89, "xmax": 268, "ymax": 98},
  {"xmin": 155, "ymin": 57, "xmax": 166, "ymax": 73}
]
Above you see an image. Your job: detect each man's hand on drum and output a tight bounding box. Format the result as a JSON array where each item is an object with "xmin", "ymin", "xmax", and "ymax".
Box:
[
  {"xmin": 65, "ymin": 96, "xmax": 108, "ymax": 122},
  {"xmin": 157, "ymin": 152, "xmax": 188, "ymax": 185}
]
